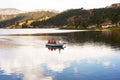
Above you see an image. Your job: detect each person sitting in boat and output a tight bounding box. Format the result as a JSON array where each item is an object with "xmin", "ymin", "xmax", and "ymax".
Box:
[
  {"xmin": 48, "ymin": 40, "xmax": 51, "ymax": 44},
  {"xmin": 53, "ymin": 40, "xmax": 56, "ymax": 44},
  {"xmin": 48, "ymin": 40, "xmax": 56, "ymax": 44}
]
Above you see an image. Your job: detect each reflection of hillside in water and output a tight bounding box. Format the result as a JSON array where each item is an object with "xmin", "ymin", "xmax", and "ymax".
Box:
[
  {"xmin": 33, "ymin": 30, "xmax": 120, "ymax": 49},
  {"xmin": 61, "ymin": 31, "xmax": 120, "ymax": 49},
  {"xmin": 1, "ymin": 30, "xmax": 119, "ymax": 49}
]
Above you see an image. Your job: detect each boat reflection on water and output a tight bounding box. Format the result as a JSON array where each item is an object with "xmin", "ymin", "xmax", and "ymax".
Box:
[{"xmin": 46, "ymin": 45, "xmax": 66, "ymax": 53}]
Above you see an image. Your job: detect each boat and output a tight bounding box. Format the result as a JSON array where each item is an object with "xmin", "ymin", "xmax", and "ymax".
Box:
[
  {"xmin": 46, "ymin": 43, "xmax": 64, "ymax": 48},
  {"xmin": 46, "ymin": 40, "xmax": 66, "ymax": 52},
  {"xmin": 46, "ymin": 40, "xmax": 66, "ymax": 48}
]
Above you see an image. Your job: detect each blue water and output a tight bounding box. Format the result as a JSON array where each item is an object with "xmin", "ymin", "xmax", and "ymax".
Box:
[{"xmin": 0, "ymin": 29, "xmax": 120, "ymax": 80}]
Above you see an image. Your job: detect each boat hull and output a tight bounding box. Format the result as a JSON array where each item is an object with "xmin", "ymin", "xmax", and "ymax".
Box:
[{"xmin": 46, "ymin": 43, "xmax": 64, "ymax": 48}]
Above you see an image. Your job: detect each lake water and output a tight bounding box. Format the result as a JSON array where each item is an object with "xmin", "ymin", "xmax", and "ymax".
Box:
[{"xmin": 0, "ymin": 29, "xmax": 120, "ymax": 80}]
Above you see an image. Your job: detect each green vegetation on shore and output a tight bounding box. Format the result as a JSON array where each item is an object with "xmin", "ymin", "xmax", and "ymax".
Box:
[
  {"xmin": 0, "ymin": 5, "xmax": 119, "ymax": 29},
  {"xmin": 60, "ymin": 26, "xmax": 120, "ymax": 31},
  {"xmin": 107, "ymin": 27, "xmax": 120, "ymax": 30},
  {"xmin": 31, "ymin": 8, "xmax": 120, "ymax": 29}
]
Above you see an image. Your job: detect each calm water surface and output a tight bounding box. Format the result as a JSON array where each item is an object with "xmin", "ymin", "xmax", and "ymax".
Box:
[{"xmin": 0, "ymin": 29, "xmax": 120, "ymax": 80}]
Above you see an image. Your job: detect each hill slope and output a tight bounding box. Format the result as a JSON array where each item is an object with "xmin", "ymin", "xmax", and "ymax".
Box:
[
  {"xmin": 0, "ymin": 8, "xmax": 23, "ymax": 15},
  {"xmin": 31, "ymin": 8, "xmax": 120, "ymax": 28},
  {"xmin": 0, "ymin": 10, "xmax": 57, "ymax": 28},
  {"xmin": 31, "ymin": 3, "xmax": 120, "ymax": 28}
]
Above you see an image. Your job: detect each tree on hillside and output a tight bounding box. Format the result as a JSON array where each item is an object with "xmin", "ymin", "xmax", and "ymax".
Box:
[
  {"xmin": 111, "ymin": 13, "xmax": 120, "ymax": 26},
  {"xmin": 74, "ymin": 16, "xmax": 80, "ymax": 28},
  {"xmin": 73, "ymin": 16, "xmax": 88, "ymax": 28},
  {"xmin": 67, "ymin": 16, "xmax": 75, "ymax": 26},
  {"xmin": 22, "ymin": 23, "xmax": 28, "ymax": 28},
  {"xmin": 15, "ymin": 22, "xmax": 20, "ymax": 26},
  {"xmin": 30, "ymin": 8, "xmax": 120, "ymax": 28},
  {"xmin": 22, "ymin": 20, "xmax": 29, "ymax": 28}
]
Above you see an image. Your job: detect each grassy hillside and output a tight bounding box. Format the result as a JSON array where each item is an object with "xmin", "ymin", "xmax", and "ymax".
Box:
[
  {"xmin": 0, "ymin": 15, "xmax": 17, "ymax": 21},
  {"xmin": 31, "ymin": 8, "xmax": 120, "ymax": 28},
  {"xmin": 0, "ymin": 11, "xmax": 57, "ymax": 28},
  {"xmin": 0, "ymin": 5, "xmax": 120, "ymax": 29}
]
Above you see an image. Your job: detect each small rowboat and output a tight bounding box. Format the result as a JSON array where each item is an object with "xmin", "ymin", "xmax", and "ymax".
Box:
[{"xmin": 46, "ymin": 43, "xmax": 64, "ymax": 48}]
